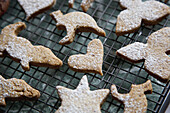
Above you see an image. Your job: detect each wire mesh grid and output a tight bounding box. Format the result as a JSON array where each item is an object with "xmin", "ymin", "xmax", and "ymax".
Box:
[{"xmin": 0, "ymin": 0, "xmax": 169, "ymax": 113}]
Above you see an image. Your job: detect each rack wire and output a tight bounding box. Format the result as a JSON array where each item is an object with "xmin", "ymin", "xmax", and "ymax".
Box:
[{"xmin": 0, "ymin": 0, "xmax": 169, "ymax": 113}]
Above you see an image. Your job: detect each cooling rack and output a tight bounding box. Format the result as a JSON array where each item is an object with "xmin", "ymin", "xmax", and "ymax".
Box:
[{"xmin": 0, "ymin": 0, "xmax": 169, "ymax": 113}]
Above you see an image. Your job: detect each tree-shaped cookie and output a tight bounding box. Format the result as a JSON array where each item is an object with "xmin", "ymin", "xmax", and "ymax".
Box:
[
  {"xmin": 56, "ymin": 75, "xmax": 109, "ymax": 113},
  {"xmin": 0, "ymin": 22, "xmax": 63, "ymax": 71},
  {"xmin": 116, "ymin": 0, "xmax": 170, "ymax": 35},
  {"xmin": 68, "ymin": 0, "xmax": 94, "ymax": 12},
  {"xmin": 0, "ymin": 75, "xmax": 40, "ymax": 106},
  {"xmin": 18, "ymin": 0, "xmax": 56, "ymax": 20},
  {"xmin": 50, "ymin": 10, "xmax": 106, "ymax": 45},
  {"xmin": 111, "ymin": 80, "xmax": 152, "ymax": 113},
  {"xmin": 116, "ymin": 27, "xmax": 170, "ymax": 82},
  {"xmin": 68, "ymin": 39, "xmax": 103, "ymax": 75}
]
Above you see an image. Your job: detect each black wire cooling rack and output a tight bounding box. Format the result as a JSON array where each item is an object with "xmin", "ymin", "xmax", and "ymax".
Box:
[{"xmin": 0, "ymin": 0, "xmax": 169, "ymax": 113}]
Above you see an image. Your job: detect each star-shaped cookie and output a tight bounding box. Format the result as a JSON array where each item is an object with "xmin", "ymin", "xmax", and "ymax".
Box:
[{"xmin": 56, "ymin": 75, "xmax": 109, "ymax": 113}]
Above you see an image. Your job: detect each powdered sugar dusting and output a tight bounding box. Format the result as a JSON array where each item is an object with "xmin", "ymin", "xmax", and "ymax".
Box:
[
  {"xmin": 144, "ymin": 27, "xmax": 170, "ymax": 80},
  {"xmin": 117, "ymin": 27, "xmax": 170, "ymax": 81},
  {"xmin": 68, "ymin": 0, "xmax": 94, "ymax": 12},
  {"xmin": 51, "ymin": 10, "xmax": 105, "ymax": 45},
  {"xmin": 0, "ymin": 23, "xmax": 33, "ymax": 69},
  {"xmin": 0, "ymin": 75, "xmax": 40, "ymax": 106},
  {"xmin": 68, "ymin": 39, "xmax": 103, "ymax": 75},
  {"xmin": 116, "ymin": 0, "xmax": 170, "ymax": 33},
  {"xmin": 111, "ymin": 80, "xmax": 152, "ymax": 113},
  {"xmin": 18, "ymin": 0, "xmax": 55, "ymax": 19},
  {"xmin": 81, "ymin": 0, "xmax": 94, "ymax": 12},
  {"xmin": 117, "ymin": 42, "xmax": 146, "ymax": 61},
  {"xmin": 56, "ymin": 75, "xmax": 109, "ymax": 113},
  {"xmin": 0, "ymin": 22, "xmax": 62, "ymax": 70},
  {"xmin": 68, "ymin": 0, "xmax": 74, "ymax": 4}
]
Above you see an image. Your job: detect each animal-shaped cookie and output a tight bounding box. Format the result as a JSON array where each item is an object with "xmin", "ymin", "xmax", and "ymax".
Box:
[
  {"xmin": 50, "ymin": 10, "xmax": 106, "ymax": 45},
  {"xmin": 0, "ymin": 75, "xmax": 40, "ymax": 106},
  {"xmin": 56, "ymin": 75, "xmax": 109, "ymax": 113},
  {"xmin": 0, "ymin": 22, "xmax": 63, "ymax": 71},
  {"xmin": 116, "ymin": 27, "xmax": 170, "ymax": 82},
  {"xmin": 111, "ymin": 80, "xmax": 152, "ymax": 113},
  {"xmin": 68, "ymin": 39, "xmax": 103, "ymax": 75},
  {"xmin": 69, "ymin": 0, "xmax": 94, "ymax": 12},
  {"xmin": 18, "ymin": 0, "xmax": 56, "ymax": 20},
  {"xmin": 116, "ymin": 0, "xmax": 170, "ymax": 35}
]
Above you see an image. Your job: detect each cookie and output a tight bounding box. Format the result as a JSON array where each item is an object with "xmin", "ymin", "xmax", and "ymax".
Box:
[
  {"xmin": 0, "ymin": 0, "xmax": 10, "ymax": 17},
  {"xmin": 69, "ymin": 0, "xmax": 94, "ymax": 12},
  {"xmin": 18, "ymin": 0, "xmax": 56, "ymax": 20},
  {"xmin": 56, "ymin": 75, "xmax": 109, "ymax": 113},
  {"xmin": 116, "ymin": 27, "xmax": 170, "ymax": 82},
  {"xmin": 50, "ymin": 10, "xmax": 106, "ymax": 45},
  {"xmin": 116, "ymin": 0, "xmax": 170, "ymax": 36},
  {"xmin": 68, "ymin": 39, "xmax": 103, "ymax": 75},
  {"xmin": 0, "ymin": 22, "xmax": 63, "ymax": 71},
  {"xmin": 111, "ymin": 80, "xmax": 152, "ymax": 113},
  {"xmin": 0, "ymin": 75, "xmax": 40, "ymax": 106}
]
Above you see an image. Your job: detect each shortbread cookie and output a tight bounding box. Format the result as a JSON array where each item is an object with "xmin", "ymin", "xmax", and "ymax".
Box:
[
  {"xmin": 0, "ymin": 75, "xmax": 40, "ymax": 106},
  {"xmin": 111, "ymin": 80, "xmax": 152, "ymax": 113},
  {"xmin": 56, "ymin": 75, "xmax": 109, "ymax": 113},
  {"xmin": 0, "ymin": 22, "xmax": 63, "ymax": 71},
  {"xmin": 116, "ymin": 0, "xmax": 170, "ymax": 36},
  {"xmin": 0, "ymin": 0, "xmax": 10, "ymax": 17},
  {"xmin": 116, "ymin": 27, "xmax": 170, "ymax": 82},
  {"xmin": 68, "ymin": 39, "xmax": 103, "ymax": 75},
  {"xmin": 50, "ymin": 10, "xmax": 106, "ymax": 45},
  {"xmin": 18, "ymin": 0, "xmax": 56, "ymax": 20},
  {"xmin": 69, "ymin": 0, "xmax": 94, "ymax": 12}
]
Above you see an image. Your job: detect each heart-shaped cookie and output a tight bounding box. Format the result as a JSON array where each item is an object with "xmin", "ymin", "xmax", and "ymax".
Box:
[
  {"xmin": 18, "ymin": 0, "xmax": 56, "ymax": 20},
  {"xmin": 68, "ymin": 39, "xmax": 103, "ymax": 75}
]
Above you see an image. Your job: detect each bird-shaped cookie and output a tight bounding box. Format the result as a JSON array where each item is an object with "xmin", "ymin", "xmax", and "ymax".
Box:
[
  {"xmin": 116, "ymin": 0, "xmax": 170, "ymax": 35},
  {"xmin": 0, "ymin": 22, "xmax": 63, "ymax": 71},
  {"xmin": 50, "ymin": 10, "xmax": 106, "ymax": 45},
  {"xmin": 0, "ymin": 75, "xmax": 40, "ymax": 106}
]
